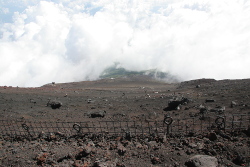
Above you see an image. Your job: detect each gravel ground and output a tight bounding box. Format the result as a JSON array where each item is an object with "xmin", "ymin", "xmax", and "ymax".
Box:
[{"xmin": 0, "ymin": 76, "xmax": 250, "ymax": 166}]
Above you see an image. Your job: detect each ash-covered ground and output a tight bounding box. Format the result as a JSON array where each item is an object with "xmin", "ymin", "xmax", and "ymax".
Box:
[{"xmin": 0, "ymin": 76, "xmax": 250, "ymax": 166}]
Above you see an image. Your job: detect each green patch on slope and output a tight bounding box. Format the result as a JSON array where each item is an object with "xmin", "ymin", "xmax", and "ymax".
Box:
[{"xmin": 100, "ymin": 64, "xmax": 178, "ymax": 82}]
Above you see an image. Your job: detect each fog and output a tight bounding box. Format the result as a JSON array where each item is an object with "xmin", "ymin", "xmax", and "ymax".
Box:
[{"xmin": 0, "ymin": 0, "xmax": 250, "ymax": 87}]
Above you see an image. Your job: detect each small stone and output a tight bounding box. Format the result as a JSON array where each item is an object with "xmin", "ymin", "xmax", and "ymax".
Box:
[
  {"xmin": 151, "ymin": 156, "xmax": 161, "ymax": 164},
  {"xmin": 231, "ymin": 101, "xmax": 237, "ymax": 108},
  {"xmin": 36, "ymin": 152, "xmax": 49, "ymax": 164},
  {"xmin": 189, "ymin": 143, "xmax": 197, "ymax": 148},
  {"xmin": 135, "ymin": 142, "xmax": 143, "ymax": 149},
  {"xmin": 76, "ymin": 145, "xmax": 92, "ymax": 159},
  {"xmin": 82, "ymin": 145, "xmax": 92, "ymax": 155},
  {"xmin": 233, "ymin": 155, "xmax": 246, "ymax": 165},
  {"xmin": 186, "ymin": 149, "xmax": 194, "ymax": 155},
  {"xmin": 41, "ymin": 147, "xmax": 48, "ymax": 152},
  {"xmin": 117, "ymin": 143, "xmax": 126, "ymax": 156},
  {"xmin": 73, "ymin": 160, "xmax": 84, "ymax": 167},
  {"xmin": 131, "ymin": 151, "xmax": 138, "ymax": 156},
  {"xmin": 206, "ymin": 99, "xmax": 216, "ymax": 103},
  {"xmin": 147, "ymin": 141, "xmax": 158, "ymax": 148},
  {"xmin": 94, "ymin": 161, "xmax": 116, "ymax": 167},
  {"xmin": 109, "ymin": 141, "xmax": 117, "ymax": 150},
  {"xmin": 207, "ymin": 132, "xmax": 217, "ymax": 141},
  {"xmin": 87, "ymin": 141, "xmax": 95, "ymax": 147}
]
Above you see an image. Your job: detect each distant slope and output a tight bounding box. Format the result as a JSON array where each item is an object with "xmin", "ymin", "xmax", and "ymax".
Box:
[{"xmin": 99, "ymin": 64, "xmax": 179, "ymax": 83}]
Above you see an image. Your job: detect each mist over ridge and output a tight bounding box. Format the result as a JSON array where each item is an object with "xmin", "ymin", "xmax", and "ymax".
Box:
[
  {"xmin": 99, "ymin": 63, "xmax": 179, "ymax": 83},
  {"xmin": 0, "ymin": 0, "xmax": 250, "ymax": 87}
]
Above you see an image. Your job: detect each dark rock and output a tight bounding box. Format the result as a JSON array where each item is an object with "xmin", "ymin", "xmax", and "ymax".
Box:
[
  {"xmin": 109, "ymin": 141, "xmax": 117, "ymax": 150},
  {"xmin": 219, "ymin": 132, "xmax": 231, "ymax": 140},
  {"xmin": 30, "ymin": 99, "xmax": 36, "ymax": 104},
  {"xmin": 196, "ymin": 85, "xmax": 201, "ymax": 88},
  {"xmin": 164, "ymin": 97, "xmax": 190, "ymax": 111},
  {"xmin": 117, "ymin": 143, "xmax": 126, "ymax": 156},
  {"xmin": 244, "ymin": 126, "xmax": 250, "ymax": 136},
  {"xmin": 36, "ymin": 152, "xmax": 49, "ymax": 165},
  {"xmin": 199, "ymin": 105, "xmax": 210, "ymax": 120},
  {"xmin": 232, "ymin": 155, "xmax": 246, "ymax": 165},
  {"xmin": 87, "ymin": 99, "xmax": 93, "ymax": 103},
  {"xmin": 207, "ymin": 132, "xmax": 217, "ymax": 141},
  {"xmin": 205, "ymin": 99, "xmax": 215, "ymax": 103},
  {"xmin": 151, "ymin": 156, "xmax": 161, "ymax": 164},
  {"xmin": 47, "ymin": 99, "xmax": 62, "ymax": 109},
  {"xmin": 186, "ymin": 149, "xmax": 194, "ymax": 155},
  {"xmin": 75, "ymin": 145, "xmax": 92, "ymax": 159},
  {"xmin": 116, "ymin": 163, "xmax": 125, "ymax": 167},
  {"xmin": 87, "ymin": 110, "xmax": 106, "ymax": 118},
  {"xmin": 210, "ymin": 106, "xmax": 225, "ymax": 114}
]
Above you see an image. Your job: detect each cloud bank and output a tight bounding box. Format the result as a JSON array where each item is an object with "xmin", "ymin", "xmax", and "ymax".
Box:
[{"xmin": 0, "ymin": 0, "xmax": 250, "ymax": 87}]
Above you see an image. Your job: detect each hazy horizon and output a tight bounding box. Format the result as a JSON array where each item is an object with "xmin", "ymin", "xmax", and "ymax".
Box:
[{"xmin": 1, "ymin": 0, "xmax": 250, "ymax": 87}]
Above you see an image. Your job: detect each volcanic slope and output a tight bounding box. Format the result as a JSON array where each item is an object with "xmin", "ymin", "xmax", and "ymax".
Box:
[
  {"xmin": 1, "ymin": 76, "xmax": 250, "ymax": 166},
  {"xmin": 0, "ymin": 76, "xmax": 249, "ymax": 122}
]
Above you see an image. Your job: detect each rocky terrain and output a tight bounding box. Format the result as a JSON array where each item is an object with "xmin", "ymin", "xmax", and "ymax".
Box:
[{"xmin": 0, "ymin": 75, "xmax": 250, "ymax": 166}]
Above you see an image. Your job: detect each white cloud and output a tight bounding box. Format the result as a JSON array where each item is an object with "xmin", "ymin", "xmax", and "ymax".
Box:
[{"xmin": 0, "ymin": 0, "xmax": 250, "ymax": 87}]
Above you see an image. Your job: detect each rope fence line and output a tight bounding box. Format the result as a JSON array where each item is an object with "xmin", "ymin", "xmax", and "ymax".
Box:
[{"xmin": 0, "ymin": 114, "xmax": 249, "ymax": 139}]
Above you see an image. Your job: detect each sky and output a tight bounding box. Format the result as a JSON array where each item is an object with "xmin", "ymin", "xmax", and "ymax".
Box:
[{"xmin": 0, "ymin": 0, "xmax": 250, "ymax": 87}]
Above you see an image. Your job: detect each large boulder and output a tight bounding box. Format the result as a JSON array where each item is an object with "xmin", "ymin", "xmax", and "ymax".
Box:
[
  {"xmin": 164, "ymin": 97, "xmax": 190, "ymax": 111},
  {"xmin": 87, "ymin": 110, "xmax": 106, "ymax": 118},
  {"xmin": 185, "ymin": 155, "xmax": 218, "ymax": 167},
  {"xmin": 47, "ymin": 99, "xmax": 62, "ymax": 109}
]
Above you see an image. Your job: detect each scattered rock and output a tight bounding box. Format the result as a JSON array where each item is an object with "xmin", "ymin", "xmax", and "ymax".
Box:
[
  {"xmin": 36, "ymin": 152, "xmax": 49, "ymax": 165},
  {"xmin": 218, "ymin": 132, "xmax": 231, "ymax": 140},
  {"xmin": 135, "ymin": 142, "xmax": 143, "ymax": 149},
  {"xmin": 232, "ymin": 154, "xmax": 246, "ymax": 165},
  {"xmin": 205, "ymin": 99, "xmax": 215, "ymax": 103},
  {"xmin": 87, "ymin": 99, "xmax": 93, "ymax": 103},
  {"xmin": 30, "ymin": 99, "xmax": 36, "ymax": 104},
  {"xmin": 151, "ymin": 156, "xmax": 161, "ymax": 164},
  {"xmin": 76, "ymin": 145, "xmax": 92, "ymax": 159},
  {"xmin": 117, "ymin": 143, "xmax": 126, "ymax": 156},
  {"xmin": 73, "ymin": 160, "xmax": 84, "ymax": 167},
  {"xmin": 47, "ymin": 99, "xmax": 62, "ymax": 109},
  {"xmin": 87, "ymin": 110, "xmax": 106, "ymax": 118},
  {"xmin": 210, "ymin": 106, "xmax": 225, "ymax": 114},
  {"xmin": 207, "ymin": 132, "xmax": 217, "ymax": 141},
  {"xmin": 164, "ymin": 97, "xmax": 190, "ymax": 111},
  {"xmin": 231, "ymin": 101, "xmax": 237, "ymax": 108},
  {"xmin": 245, "ymin": 126, "xmax": 250, "ymax": 136},
  {"xmin": 109, "ymin": 141, "xmax": 117, "ymax": 150},
  {"xmin": 185, "ymin": 155, "xmax": 218, "ymax": 167},
  {"xmin": 147, "ymin": 141, "xmax": 158, "ymax": 148},
  {"xmin": 199, "ymin": 105, "xmax": 207, "ymax": 114},
  {"xmin": 188, "ymin": 143, "xmax": 197, "ymax": 149},
  {"xmin": 186, "ymin": 149, "xmax": 195, "ymax": 155},
  {"xmin": 93, "ymin": 161, "xmax": 116, "ymax": 167}
]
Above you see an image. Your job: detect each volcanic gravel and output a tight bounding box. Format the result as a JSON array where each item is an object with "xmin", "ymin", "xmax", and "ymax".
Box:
[{"xmin": 0, "ymin": 76, "xmax": 250, "ymax": 166}]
